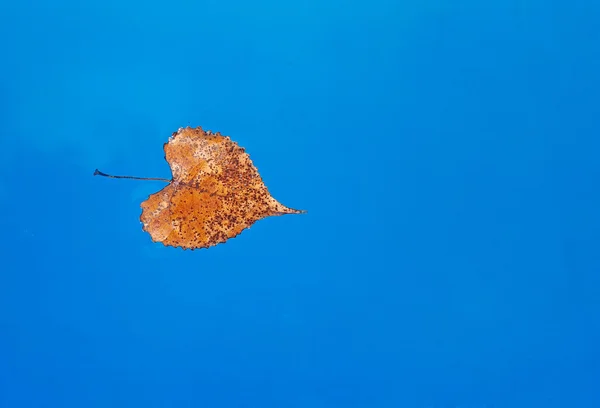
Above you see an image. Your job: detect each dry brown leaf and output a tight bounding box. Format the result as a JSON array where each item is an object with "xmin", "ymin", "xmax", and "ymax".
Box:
[{"xmin": 94, "ymin": 126, "xmax": 305, "ymax": 249}]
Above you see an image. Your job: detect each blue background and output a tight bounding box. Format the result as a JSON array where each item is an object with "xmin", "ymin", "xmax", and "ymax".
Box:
[{"xmin": 1, "ymin": 1, "xmax": 599, "ymax": 407}]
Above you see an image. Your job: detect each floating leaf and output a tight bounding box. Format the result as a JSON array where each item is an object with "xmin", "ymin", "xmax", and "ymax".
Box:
[{"xmin": 94, "ymin": 126, "xmax": 305, "ymax": 250}]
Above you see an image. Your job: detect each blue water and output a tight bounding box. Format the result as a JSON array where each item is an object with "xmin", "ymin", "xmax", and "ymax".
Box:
[{"xmin": 1, "ymin": 1, "xmax": 599, "ymax": 407}]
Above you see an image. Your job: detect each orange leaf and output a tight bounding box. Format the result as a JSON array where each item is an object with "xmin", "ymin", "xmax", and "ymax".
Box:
[{"xmin": 95, "ymin": 126, "xmax": 305, "ymax": 250}]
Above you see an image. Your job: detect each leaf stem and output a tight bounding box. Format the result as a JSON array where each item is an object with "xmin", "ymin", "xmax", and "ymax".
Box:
[{"xmin": 93, "ymin": 169, "xmax": 171, "ymax": 183}]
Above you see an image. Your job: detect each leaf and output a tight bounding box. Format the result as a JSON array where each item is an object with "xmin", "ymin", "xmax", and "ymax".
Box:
[{"xmin": 94, "ymin": 126, "xmax": 306, "ymax": 249}]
